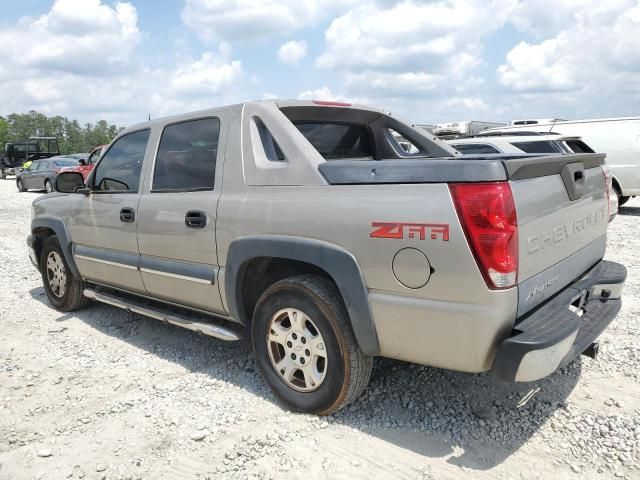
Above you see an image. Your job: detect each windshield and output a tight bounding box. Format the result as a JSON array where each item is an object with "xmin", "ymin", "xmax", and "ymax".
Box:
[{"xmin": 53, "ymin": 159, "xmax": 79, "ymax": 167}]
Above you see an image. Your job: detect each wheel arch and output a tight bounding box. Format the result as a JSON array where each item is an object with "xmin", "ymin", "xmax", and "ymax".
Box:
[
  {"xmin": 225, "ymin": 236, "xmax": 380, "ymax": 356},
  {"xmin": 611, "ymin": 175, "xmax": 624, "ymax": 196},
  {"xmin": 31, "ymin": 217, "xmax": 79, "ymax": 277}
]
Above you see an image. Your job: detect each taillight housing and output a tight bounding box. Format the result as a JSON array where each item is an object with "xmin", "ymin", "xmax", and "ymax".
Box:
[
  {"xmin": 601, "ymin": 165, "xmax": 617, "ymax": 221},
  {"xmin": 450, "ymin": 182, "xmax": 518, "ymax": 289}
]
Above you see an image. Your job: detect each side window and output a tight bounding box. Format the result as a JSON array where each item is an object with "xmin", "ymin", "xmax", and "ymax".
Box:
[
  {"xmin": 153, "ymin": 118, "xmax": 220, "ymax": 191},
  {"xmin": 93, "ymin": 130, "xmax": 150, "ymax": 192},
  {"xmin": 30, "ymin": 161, "xmax": 41, "ymax": 171},
  {"xmin": 452, "ymin": 143, "xmax": 501, "ymax": 154}
]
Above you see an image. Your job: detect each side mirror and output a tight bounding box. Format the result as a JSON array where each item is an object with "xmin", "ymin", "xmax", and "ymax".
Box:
[{"xmin": 55, "ymin": 172, "xmax": 88, "ymax": 194}]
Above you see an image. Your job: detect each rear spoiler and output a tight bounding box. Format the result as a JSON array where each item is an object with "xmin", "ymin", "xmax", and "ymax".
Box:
[{"xmin": 318, "ymin": 153, "xmax": 606, "ymax": 185}]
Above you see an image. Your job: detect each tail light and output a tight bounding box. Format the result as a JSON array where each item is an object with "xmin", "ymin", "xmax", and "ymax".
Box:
[
  {"xmin": 601, "ymin": 165, "xmax": 617, "ymax": 221},
  {"xmin": 450, "ymin": 182, "xmax": 518, "ymax": 289}
]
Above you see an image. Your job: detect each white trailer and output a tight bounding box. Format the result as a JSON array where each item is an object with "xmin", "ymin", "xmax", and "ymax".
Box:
[
  {"xmin": 431, "ymin": 120, "xmax": 506, "ymax": 139},
  {"xmin": 485, "ymin": 117, "xmax": 640, "ymax": 204}
]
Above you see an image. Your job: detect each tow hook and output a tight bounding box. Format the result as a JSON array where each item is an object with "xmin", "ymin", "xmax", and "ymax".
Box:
[{"xmin": 582, "ymin": 342, "xmax": 600, "ymax": 359}]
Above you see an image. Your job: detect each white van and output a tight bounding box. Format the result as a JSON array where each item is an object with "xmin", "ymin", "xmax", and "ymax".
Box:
[{"xmin": 485, "ymin": 117, "xmax": 640, "ymax": 205}]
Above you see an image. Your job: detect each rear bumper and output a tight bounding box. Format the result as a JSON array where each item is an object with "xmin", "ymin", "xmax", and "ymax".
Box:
[{"xmin": 492, "ymin": 260, "xmax": 626, "ymax": 382}]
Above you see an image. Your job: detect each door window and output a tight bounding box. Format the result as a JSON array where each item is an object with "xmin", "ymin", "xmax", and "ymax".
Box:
[
  {"xmin": 152, "ymin": 118, "xmax": 220, "ymax": 191},
  {"xmin": 93, "ymin": 130, "xmax": 150, "ymax": 192}
]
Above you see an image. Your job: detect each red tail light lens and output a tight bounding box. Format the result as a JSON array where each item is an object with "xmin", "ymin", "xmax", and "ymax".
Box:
[{"xmin": 450, "ymin": 182, "xmax": 518, "ymax": 289}]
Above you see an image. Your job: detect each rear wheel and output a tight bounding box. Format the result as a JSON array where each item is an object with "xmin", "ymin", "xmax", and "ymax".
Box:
[
  {"xmin": 40, "ymin": 236, "xmax": 90, "ymax": 312},
  {"xmin": 44, "ymin": 179, "xmax": 54, "ymax": 193},
  {"xmin": 618, "ymin": 194, "xmax": 630, "ymax": 207},
  {"xmin": 252, "ymin": 275, "xmax": 372, "ymax": 415},
  {"xmin": 16, "ymin": 178, "xmax": 26, "ymax": 192}
]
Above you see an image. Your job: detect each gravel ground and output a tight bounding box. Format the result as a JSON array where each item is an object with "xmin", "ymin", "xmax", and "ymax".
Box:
[{"xmin": 0, "ymin": 180, "xmax": 638, "ymax": 480}]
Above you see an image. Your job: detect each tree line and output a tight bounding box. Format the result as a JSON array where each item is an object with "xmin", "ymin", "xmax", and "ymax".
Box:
[{"xmin": 0, "ymin": 111, "xmax": 124, "ymax": 154}]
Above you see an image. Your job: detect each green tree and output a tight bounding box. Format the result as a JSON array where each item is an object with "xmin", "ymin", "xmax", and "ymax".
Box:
[{"xmin": 0, "ymin": 111, "xmax": 123, "ymax": 154}]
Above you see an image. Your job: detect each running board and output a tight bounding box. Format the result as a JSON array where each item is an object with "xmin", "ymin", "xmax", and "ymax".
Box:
[{"xmin": 83, "ymin": 288, "xmax": 242, "ymax": 341}]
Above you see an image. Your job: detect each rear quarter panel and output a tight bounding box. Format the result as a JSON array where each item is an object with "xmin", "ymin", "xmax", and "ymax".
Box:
[{"xmin": 217, "ymin": 182, "xmax": 518, "ymax": 372}]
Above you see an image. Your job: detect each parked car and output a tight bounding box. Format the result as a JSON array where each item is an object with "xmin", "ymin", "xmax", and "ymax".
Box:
[
  {"xmin": 17, "ymin": 156, "xmax": 78, "ymax": 193},
  {"xmin": 1, "ymin": 137, "xmax": 60, "ymax": 179},
  {"xmin": 70, "ymin": 145, "xmax": 105, "ymax": 180},
  {"xmin": 28, "ymin": 100, "xmax": 625, "ymax": 415},
  {"xmin": 484, "ymin": 117, "xmax": 640, "ymax": 205}
]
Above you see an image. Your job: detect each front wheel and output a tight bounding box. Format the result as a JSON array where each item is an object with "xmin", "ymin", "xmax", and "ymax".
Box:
[
  {"xmin": 39, "ymin": 236, "xmax": 90, "ymax": 312},
  {"xmin": 44, "ymin": 179, "xmax": 54, "ymax": 193},
  {"xmin": 252, "ymin": 275, "xmax": 372, "ymax": 415},
  {"xmin": 17, "ymin": 178, "xmax": 26, "ymax": 192}
]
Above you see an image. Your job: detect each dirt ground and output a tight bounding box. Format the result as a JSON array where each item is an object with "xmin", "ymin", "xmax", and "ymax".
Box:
[{"xmin": 0, "ymin": 180, "xmax": 638, "ymax": 480}]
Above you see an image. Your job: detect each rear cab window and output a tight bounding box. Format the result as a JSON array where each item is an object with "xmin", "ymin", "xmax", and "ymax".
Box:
[
  {"xmin": 293, "ymin": 123, "xmax": 373, "ymax": 160},
  {"xmin": 279, "ymin": 105, "xmax": 446, "ymax": 161}
]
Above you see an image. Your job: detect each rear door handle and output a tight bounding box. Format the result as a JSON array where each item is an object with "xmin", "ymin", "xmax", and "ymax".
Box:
[
  {"xmin": 120, "ymin": 207, "xmax": 135, "ymax": 223},
  {"xmin": 185, "ymin": 210, "xmax": 207, "ymax": 229}
]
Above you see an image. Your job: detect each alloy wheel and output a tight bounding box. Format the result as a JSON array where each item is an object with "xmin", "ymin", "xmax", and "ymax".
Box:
[
  {"xmin": 266, "ymin": 308, "xmax": 328, "ymax": 392},
  {"xmin": 46, "ymin": 251, "xmax": 67, "ymax": 298}
]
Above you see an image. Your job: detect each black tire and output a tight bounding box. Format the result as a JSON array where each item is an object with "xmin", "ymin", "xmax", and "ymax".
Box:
[
  {"xmin": 252, "ymin": 274, "xmax": 372, "ymax": 415},
  {"xmin": 1, "ymin": 167, "xmax": 6, "ymax": 180},
  {"xmin": 16, "ymin": 178, "xmax": 26, "ymax": 192},
  {"xmin": 44, "ymin": 179, "xmax": 54, "ymax": 193},
  {"xmin": 618, "ymin": 194, "xmax": 630, "ymax": 207},
  {"xmin": 39, "ymin": 235, "xmax": 90, "ymax": 312}
]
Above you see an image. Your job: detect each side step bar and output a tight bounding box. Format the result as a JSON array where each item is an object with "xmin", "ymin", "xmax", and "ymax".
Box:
[{"xmin": 83, "ymin": 288, "xmax": 242, "ymax": 341}]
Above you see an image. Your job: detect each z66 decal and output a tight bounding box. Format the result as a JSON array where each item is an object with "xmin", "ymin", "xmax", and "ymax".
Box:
[{"xmin": 370, "ymin": 222, "xmax": 450, "ymax": 241}]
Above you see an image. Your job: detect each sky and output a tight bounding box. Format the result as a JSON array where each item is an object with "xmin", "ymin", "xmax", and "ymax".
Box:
[{"xmin": 0, "ymin": 0, "xmax": 639, "ymax": 128}]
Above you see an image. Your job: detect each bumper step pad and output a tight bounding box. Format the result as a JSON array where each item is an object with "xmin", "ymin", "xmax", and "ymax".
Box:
[{"xmin": 492, "ymin": 260, "xmax": 626, "ymax": 382}]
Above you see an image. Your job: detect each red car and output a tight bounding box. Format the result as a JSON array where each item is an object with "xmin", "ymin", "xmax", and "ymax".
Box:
[{"xmin": 71, "ymin": 145, "xmax": 106, "ymax": 180}]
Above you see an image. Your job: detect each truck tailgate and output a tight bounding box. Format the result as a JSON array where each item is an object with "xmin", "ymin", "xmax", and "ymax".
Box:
[{"xmin": 508, "ymin": 153, "xmax": 609, "ymax": 315}]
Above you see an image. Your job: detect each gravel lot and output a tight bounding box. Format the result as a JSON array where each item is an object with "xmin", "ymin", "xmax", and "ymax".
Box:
[{"xmin": 0, "ymin": 179, "xmax": 638, "ymax": 480}]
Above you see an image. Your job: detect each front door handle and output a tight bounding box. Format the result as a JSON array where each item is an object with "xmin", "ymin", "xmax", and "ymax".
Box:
[
  {"xmin": 185, "ymin": 210, "xmax": 207, "ymax": 229},
  {"xmin": 120, "ymin": 207, "xmax": 135, "ymax": 223}
]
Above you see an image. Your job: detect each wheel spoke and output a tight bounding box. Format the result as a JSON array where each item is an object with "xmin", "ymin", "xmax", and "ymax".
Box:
[
  {"xmin": 302, "ymin": 367, "xmax": 321, "ymax": 389},
  {"xmin": 287, "ymin": 308, "xmax": 303, "ymax": 330},
  {"xmin": 268, "ymin": 327, "xmax": 287, "ymax": 346},
  {"xmin": 276, "ymin": 357, "xmax": 298, "ymax": 382},
  {"xmin": 308, "ymin": 335, "xmax": 326, "ymax": 357}
]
